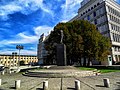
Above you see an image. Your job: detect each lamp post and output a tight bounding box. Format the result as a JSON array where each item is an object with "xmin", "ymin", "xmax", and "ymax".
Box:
[{"xmin": 16, "ymin": 45, "xmax": 24, "ymax": 68}]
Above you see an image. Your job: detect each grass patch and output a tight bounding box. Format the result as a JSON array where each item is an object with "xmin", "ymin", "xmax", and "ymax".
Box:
[
  {"xmin": 78, "ymin": 67, "xmax": 96, "ymax": 71},
  {"xmin": 98, "ymin": 69, "xmax": 120, "ymax": 73},
  {"xmin": 78, "ymin": 67, "xmax": 120, "ymax": 73}
]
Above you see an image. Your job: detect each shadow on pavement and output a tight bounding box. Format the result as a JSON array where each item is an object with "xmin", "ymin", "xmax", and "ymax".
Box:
[
  {"xmin": 36, "ymin": 88, "xmax": 43, "ymax": 90},
  {"xmin": 9, "ymin": 87, "xmax": 16, "ymax": 89},
  {"xmin": 67, "ymin": 87, "xmax": 75, "ymax": 90},
  {"xmin": 96, "ymin": 85, "xmax": 105, "ymax": 87},
  {"xmin": 117, "ymin": 82, "xmax": 120, "ymax": 84}
]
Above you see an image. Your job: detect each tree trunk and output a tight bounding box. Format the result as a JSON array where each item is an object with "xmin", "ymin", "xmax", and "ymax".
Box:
[
  {"xmin": 87, "ymin": 57, "xmax": 90, "ymax": 66},
  {"xmin": 87, "ymin": 57, "xmax": 92, "ymax": 66},
  {"xmin": 83, "ymin": 56, "xmax": 86, "ymax": 66}
]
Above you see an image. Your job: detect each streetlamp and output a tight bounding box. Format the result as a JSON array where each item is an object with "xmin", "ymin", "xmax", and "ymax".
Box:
[{"xmin": 16, "ymin": 45, "xmax": 24, "ymax": 67}]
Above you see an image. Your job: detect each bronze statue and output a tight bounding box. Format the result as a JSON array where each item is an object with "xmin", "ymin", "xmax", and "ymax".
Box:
[{"xmin": 60, "ymin": 30, "xmax": 63, "ymax": 44}]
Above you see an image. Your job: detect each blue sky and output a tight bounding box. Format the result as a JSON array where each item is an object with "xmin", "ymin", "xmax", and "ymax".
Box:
[{"xmin": 0, "ymin": 0, "xmax": 120, "ymax": 55}]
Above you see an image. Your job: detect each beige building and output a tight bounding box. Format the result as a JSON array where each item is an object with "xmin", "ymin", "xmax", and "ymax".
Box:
[
  {"xmin": 70, "ymin": 0, "xmax": 120, "ymax": 65},
  {"xmin": 0, "ymin": 54, "xmax": 38, "ymax": 67}
]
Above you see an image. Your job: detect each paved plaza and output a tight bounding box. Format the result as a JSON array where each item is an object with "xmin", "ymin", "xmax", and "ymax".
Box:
[{"xmin": 0, "ymin": 71, "xmax": 120, "ymax": 90}]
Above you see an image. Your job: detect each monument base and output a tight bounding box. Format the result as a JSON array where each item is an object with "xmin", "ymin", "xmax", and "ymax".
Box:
[{"xmin": 56, "ymin": 44, "xmax": 67, "ymax": 66}]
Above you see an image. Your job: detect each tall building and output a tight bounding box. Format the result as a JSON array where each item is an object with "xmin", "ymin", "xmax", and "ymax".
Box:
[
  {"xmin": 37, "ymin": 33, "xmax": 48, "ymax": 65},
  {"xmin": 70, "ymin": 0, "xmax": 120, "ymax": 65}
]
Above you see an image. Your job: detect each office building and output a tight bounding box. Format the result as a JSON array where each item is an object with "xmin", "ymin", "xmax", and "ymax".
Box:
[
  {"xmin": 70, "ymin": 0, "xmax": 120, "ymax": 65},
  {"xmin": 37, "ymin": 33, "xmax": 48, "ymax": 65}
]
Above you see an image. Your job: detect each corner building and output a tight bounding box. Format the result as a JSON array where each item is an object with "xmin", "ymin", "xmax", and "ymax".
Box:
[
  {"xmin": 37, "ymin": 33, "xmax": 48, "ymax": 65},
  {"xmin": 70, "ymin": 0, "xmax": 120, "ymax": 65}
]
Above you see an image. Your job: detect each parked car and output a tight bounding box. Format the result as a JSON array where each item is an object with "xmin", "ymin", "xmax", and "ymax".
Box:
[{"xmin": 0, "ymin": 64, "xmax": 4, "ymax": 71}]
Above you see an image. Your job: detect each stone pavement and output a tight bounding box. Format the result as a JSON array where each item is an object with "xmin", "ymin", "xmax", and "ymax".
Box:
[{"xmin": 0, "ymin": 72, "xmax": 120, "ymax": 90}]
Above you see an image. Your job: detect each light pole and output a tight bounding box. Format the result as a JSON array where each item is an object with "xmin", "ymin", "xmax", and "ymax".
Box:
[{"xmin": 16, "ymin": 45, "xmax": 24, "ymax": 68}]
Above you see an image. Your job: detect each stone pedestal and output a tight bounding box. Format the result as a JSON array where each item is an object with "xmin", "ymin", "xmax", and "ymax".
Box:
[{"xmin": 56, "ymin": 44, "xmax": 67, "ymax": 66}]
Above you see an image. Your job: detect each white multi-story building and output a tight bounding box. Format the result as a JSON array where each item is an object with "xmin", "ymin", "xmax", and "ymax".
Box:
[
  {"xmin": 70, "ymin": 0, "xmax": 120, "ymax": 65},
  {"xmin": 37, "ymin": 33, "xmax": 48, "ymax": 65}
]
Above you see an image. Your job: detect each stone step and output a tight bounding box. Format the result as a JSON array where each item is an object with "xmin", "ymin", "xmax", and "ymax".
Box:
[{"xmin": 23, "ymin": 70, "xmax": 96, "ymax": 78}]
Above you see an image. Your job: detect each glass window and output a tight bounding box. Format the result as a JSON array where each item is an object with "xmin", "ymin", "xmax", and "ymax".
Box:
[
  {"xmin": 87, "ymin": 15, "xmax": 90, "ymax": 20},
  {"xmin": 94, "ymin": 19, "xmax": 97, "ymax": 24},
  {"xmin": 97, "ymin": 3, "xmax": 100, "ymax": 6},
  {"xmin": 91, "ymin": 7, "xmax": 93, "ymax": 10},
  {"xmin": 94, "ymin": 5, "xmax": 96, "ymax": 8},
  {"xmin": 93, "ymin": 12, "xmax": 96, "ymax": 17}
]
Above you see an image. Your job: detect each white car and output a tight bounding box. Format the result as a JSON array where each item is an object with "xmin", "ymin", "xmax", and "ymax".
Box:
[{"xmin": 0, "ymin": 64, "xmax": 4, "ymax": 71}]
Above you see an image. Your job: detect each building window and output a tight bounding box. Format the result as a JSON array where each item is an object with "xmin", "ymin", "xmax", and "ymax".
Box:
[
  {"xmin": 94, "ymin": 19, "xmax": 97, "ymax": 24},
  {"xmin": 91, "ymin": 7, "xmax": 93, "ymax": 10},
  {"xmin": 97, "ymin": 3, "xmax": 100, "ymax": 6},
  {"xmin": 93, "ymin": 11, "xmax": 96, "ymax": 17},
  {"xmin": 87, "ymin": 15, "xmax": 90, "ymax": 20},
  {"xmin": 94, "ymin": 5, "xmax": 96, "ymax": 8}
]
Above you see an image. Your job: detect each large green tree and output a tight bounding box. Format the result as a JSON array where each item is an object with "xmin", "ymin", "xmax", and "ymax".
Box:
[{"xmin": 44, "ymin": 20, "xmax": 111, "ymax": 66}]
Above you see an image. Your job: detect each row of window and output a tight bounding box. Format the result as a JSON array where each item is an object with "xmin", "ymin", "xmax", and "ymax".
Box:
[
  {"xmin": 80, "ymin": 2, "xmax": 100, "ymax": 16},
  {"xmin": 0, "ymin": 60, "xmax": 37, "ymax": 64},
  {"xmin": 114, "ymin": 46, "xmax": 120, "ymax": 52},
  {"xmin": 1, "ymin": 57, "xmax": 37, "ymax": 59},
  {"xmin": 108, "ymin": 6, "xmax": 120, "ymax": 18},
  {"xmin": 113, "ymin": 33, "xmax": 120, "ymax": 42},
  {"xmin": 111, "ymin": 24, "xmax": 120, "ymax": 32},
  {"xmin": 109, "ymin": 15, "xmax": 120, "ymax": 24},
  {"xmin": 0, "ymin": 61, "xmax": 17, "ymax": 64}
]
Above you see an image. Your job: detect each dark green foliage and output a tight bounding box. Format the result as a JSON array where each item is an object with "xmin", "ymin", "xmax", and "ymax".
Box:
[{"xmin": 44, "ymin": 20, "xmax": 111, "ymax": 66}]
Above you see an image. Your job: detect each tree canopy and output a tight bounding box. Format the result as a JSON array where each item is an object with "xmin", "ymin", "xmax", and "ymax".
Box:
[{"xmin": 44, "ymin": 20, "xmax": 111, "ymax": 66}]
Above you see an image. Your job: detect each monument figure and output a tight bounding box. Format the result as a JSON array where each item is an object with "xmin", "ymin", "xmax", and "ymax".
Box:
[
  {"xmin": 56, "ymin": 30, "xmax": 67, "ymax": 66},
  {"xmin": 60, "ymin": 30, "xmax": 63, "ymax": 44}
]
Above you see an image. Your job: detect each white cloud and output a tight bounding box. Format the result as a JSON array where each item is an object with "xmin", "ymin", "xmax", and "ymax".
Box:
[
  {"xmin": 34, "ymin": 25, "xmax": 53, "ymax": 36},
  {"xmin": 0, "ymin": 0, "xmax": 54, "ymax": 20},
  {"xmin": 0, "ymin": 25, "xmax": 53, "ymax": 55},
  {"xmin": 0, "ymin": 25, "xmax": 53, "ymax": 45},
  {"xmin": 61, "ymin": 0, "xmax": 82, "ymax": 22},
  {"xmin": 0, "ymin": 4, "xmax": 22, "ymax": 20}
]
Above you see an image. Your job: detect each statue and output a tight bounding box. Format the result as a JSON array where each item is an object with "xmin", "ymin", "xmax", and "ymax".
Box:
[
  {"xmin": 57, "ymin": 30, "xmax": 67, "ymax": 66},
  {"xmin": 60, "ymin": 30, "xmax": 63, "ymax": 44}
]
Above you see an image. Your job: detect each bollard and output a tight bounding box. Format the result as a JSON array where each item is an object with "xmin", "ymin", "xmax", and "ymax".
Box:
[
  {"xmin": 15, "ymin": 80, "xmax": 21, "ymax": 89},
  {"xmin": 0, "ymin": 79, "xmax": 1, "ymax": 86},
  {"xmin": 9, "ymin": 70, "xmax": 12, "ymax": 74},
  {"xmin": 43, "ymin": 81, "xmax": 48, "ymax": 90},
  {"xmin": 103, "ymin": 78, "xmax": 110, "ymax": 87},
  {"xmin": 75, "ymin": 80, "xmax": 80, "ymax": 90},
  {"xmin": 1, "ymin": 71, "xmax": 5, "ymax": 75}
]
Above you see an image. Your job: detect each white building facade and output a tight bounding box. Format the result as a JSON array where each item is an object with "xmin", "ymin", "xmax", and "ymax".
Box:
[
  {"xmin": 70, "ymin": 0, "xmax": 120, "ymax": 65},
  {"xmin": 37, "ymin": 34, "xmax": 48, "ymax": 65}
]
